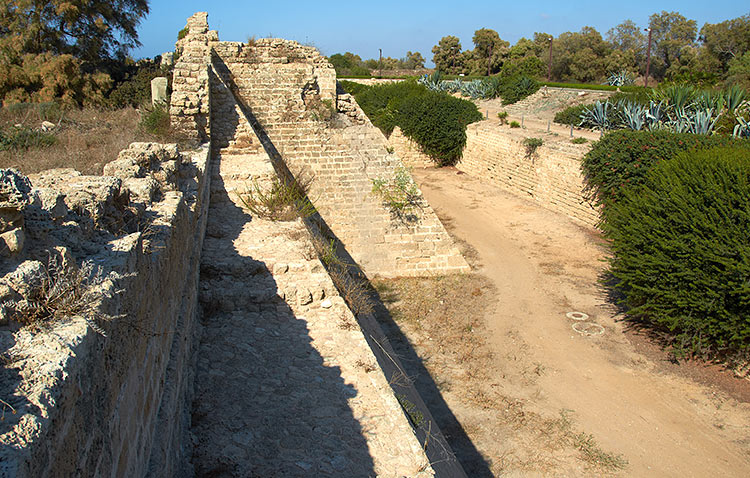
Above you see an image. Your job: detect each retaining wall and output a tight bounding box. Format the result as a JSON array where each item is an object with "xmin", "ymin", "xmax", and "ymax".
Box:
[{"xmin": 391, "ymin": 123, "xmax": 599, "ymax": 228}]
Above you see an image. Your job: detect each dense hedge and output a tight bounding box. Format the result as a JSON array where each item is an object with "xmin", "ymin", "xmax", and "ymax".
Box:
[
  {"xmin": 602, "ymin": 147, "xmax": 750, "ymax": 357},
  {"xmin": 581, "ymin": 130, "xmax": 750, "ymax": 210},
  {"xmin": 498, "ymin": 76, "xmax": 540, "ymax": 105},
  {"xmin": 342, "ymin": 80, "xmax": 482, "ymax": 165},
  {"xmin": 553, "ymin": 104, "xmax": 591, "ymax": 125}
]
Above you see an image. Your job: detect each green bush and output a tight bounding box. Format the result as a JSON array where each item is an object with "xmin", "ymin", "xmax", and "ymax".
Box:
[
  {"xmin": 338, "ymin": 80, "xmax": 370, "ymax": 97},
  {"xmin": 108, "ymin": 62, "xmax": 171, "ymax": 108},
  {"xmin": 509, "ymin": 120, "xmax": 520, "ymax": 128},
  {"xmin": 498, "ymin": 75, "xmax": 540, "ymax": 105},
  {"xmin": 139, "ymin": 104, "xmax": 170, "ymax": 137},
  {"xmin": 581, "ymin": 130, "xmax": 750, "ymax": 210},
  {"xmin": 352, "ymin": 80, "xmax": 482, "ymax": 165},
  {"xmin": 602, "ymin": 147, "xmax": 750, "ymax": 357},
  {"xmin": 554, "ymin": 104, "xmax": 591, "ymax": 125},
  {"xmin": 397, "ymin": 91, "xmax": 482, "ymax": 165},
  {"xmin": 0, "ymin": 125, "xmax": 56, "ymax": 151}
]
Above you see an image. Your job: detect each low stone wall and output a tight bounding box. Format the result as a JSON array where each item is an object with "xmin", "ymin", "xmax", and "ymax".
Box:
[
  {"xmin": 0, "ymin": 144, "xmax": 211, "ymax": 477},
  {"xmin": 459, "ymin": 122, "xmax": 598, "ymax": 227},
  {"xmin": 390, "ymin": 121, "xmax": 599, "ymax": 228}
]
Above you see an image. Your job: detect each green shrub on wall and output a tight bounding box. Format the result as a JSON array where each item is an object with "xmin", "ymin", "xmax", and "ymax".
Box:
[
  {"xmin": 602, "ymin": 147, "xmax": 750, "ymax": 358},
  {"xmin": 581, "ymin": 130, "xmax": 750, "ymax": 210},
  {"xmin": 554, "ymin": 104, "xmax": 591, "ymax": 125},
  {"xmin": 345, "ymin": 80, "xmax": 482, "ymax": 165}
]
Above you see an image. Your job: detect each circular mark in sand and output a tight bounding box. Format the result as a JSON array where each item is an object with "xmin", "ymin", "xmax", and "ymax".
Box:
[
  {"xmin": 566, "ymin": 311, "xmax": 589, "ymax": 321},
  {"xmin": 572, "ymin": 322, "xmax": 605, "ymax": 336}
]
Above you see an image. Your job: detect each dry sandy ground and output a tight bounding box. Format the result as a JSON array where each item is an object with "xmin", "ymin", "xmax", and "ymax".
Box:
[{"xmin": 409, "ymin": 166, "xmax": 750, "ymax": 477}]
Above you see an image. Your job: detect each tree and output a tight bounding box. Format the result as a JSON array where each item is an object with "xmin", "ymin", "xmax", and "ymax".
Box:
[
  {"xmin": 403, "ymin": 51, "xmax": 425, "ymax": 70},
  {"xmin": 471, "ymin": 28, "xmax": 509, "ymax": 75},
  {"xmin": 432, "ymin": 35, "xmax": 464, "ymax": 74},
  {"xmin": 726, "ymin": 51, "xmax": 750, "ymax": 90},
  {"xmin": 548, "ymin": 27, "xmax": 611, "ymax": 82},
  {"xmin": 607, "ymin": 20, "xmax": 646, "ymax": 53},
  {"xmin": 0, "ymin": 0, "xmax": 150, "ymax": 68},
  {"xmin": 700, "ymin": 14, "xmax": 750, "ymax": 74},
  {"xmin": 648, "ymin": 11, "xmax": 698, "ymax": 79}
]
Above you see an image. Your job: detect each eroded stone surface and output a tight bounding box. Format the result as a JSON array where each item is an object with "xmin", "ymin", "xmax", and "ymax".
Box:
[{"xmin": 191, "ymin": 152, "xmax": 433, "ymax": 477}]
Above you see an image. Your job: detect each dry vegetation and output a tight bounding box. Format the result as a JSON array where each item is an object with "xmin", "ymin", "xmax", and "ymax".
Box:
[
  {"xmin": 0, "ymin": 105, "xmax": 167, "ymax": 176},
  {"xmin": 372, "ymin": 274, "xmax": 627, "ymax": 476}
]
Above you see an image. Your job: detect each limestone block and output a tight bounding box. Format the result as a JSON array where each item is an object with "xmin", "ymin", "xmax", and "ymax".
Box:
[
  {"xmin": 151, "ymin": 77, "xmax": 169, "ymax": 106},
  {"xmin": 0, "ymin": 168, "xmax": 33, "ymax": 232},
  {"xmin": 0, "ymin": 227, "xmax": 24, "ymax": 256}
]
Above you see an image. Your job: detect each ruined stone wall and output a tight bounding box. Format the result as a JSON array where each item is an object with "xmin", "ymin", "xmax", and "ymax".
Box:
[
  {"xmin": 209, "ymin": 40, "xmax": 468, "ymax": 276},
  {"xmin": 169, "ymin": 12, "xmax": 217, "ymax": 142},
  {"xmin": 391, "ymin": 122, "xmax": 599, "ymax": 228},
  {"xmin": 0, "ymin": 143, "xmax": 211, "ymax": 477}
]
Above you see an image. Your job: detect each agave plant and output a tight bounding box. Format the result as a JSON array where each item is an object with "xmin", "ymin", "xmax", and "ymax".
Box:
[
  {"xmin": 581, "ymin": 101, "xmax": 613, "ymax": 132},
  {"xmin": 687, "ymin": 108, "xmax": 719, "ymax": 135},
  {"xmin": 734, "ymin": 116, "xmax": 750, "ymax": 138},
  {"xmin": 651, "ymin": 85, "xmax": 698, "ymax": 111},
  {"xmin": 621, "ymin": 101, "xmax": 646, "ymax": 130},
  {"xmin": 724, "ymin": 85, "xmax": 747, "ymax": 112},
  {"xmin": 694, "ymin": 91, "xmax": 725, "ymax": 112},
  {"xmin": 417, "ymin": 72, "xmax": 442, "ymax": 92},
  {"xmin": 607, "ymin": 70, "xmax": 634, "ymax": 87},
  {"xmin": 645, "ymin": 100, "xmax": 665, "ymax": 130}
]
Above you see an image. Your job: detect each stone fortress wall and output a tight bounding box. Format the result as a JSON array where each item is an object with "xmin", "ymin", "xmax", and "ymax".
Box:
[
  {"xmin": 390, "ymin": 124, "xmax": 599, "ymax": 228},
  {"xmin": 0, "ymin": 11, "xmax": 472, "ymax": 478},
  {"xmin": 0, "ymin": 144, "xmax": 211, "ymax": 477}
]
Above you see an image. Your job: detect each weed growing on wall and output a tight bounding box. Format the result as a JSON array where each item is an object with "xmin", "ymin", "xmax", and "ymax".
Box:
[
  {"xmin": 139, "ymin": 103, "xmax": 170, "ymax": 137},
  {"xmin": 1, "ymin": 256, "xmax": 130, "ymax": 335},
  {"xmin": 522, "ymin": 137, "xmax": 543, "ymax": 158},
  {"xmin": 237, "ymin": 176, "xmax": 316, "ymax": 221},
  {"xmin": 371, "ymin": 166, "xmax": 423, "ymax": 223}
]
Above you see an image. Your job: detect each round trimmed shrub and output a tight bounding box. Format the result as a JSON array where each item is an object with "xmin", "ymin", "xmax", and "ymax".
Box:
[{"xmin": 603, "ymin": 147, "xmax": 750, "ymax": 357}]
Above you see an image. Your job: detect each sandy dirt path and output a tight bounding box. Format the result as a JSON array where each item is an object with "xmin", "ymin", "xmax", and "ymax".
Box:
[{"xmin": 412, "ymin": 166, "xmax": 750, "ymax": 477}]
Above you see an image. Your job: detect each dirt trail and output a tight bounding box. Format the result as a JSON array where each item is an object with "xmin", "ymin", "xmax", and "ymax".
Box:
[{"xmin": 412, "ymin": 166, "xmax": 750, "ymax": 477}]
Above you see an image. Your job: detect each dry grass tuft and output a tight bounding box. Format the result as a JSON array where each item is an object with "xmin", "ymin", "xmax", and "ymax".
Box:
[
  {"xmin": 0, "ymin": 105, "xmax": 183, "ymax": 176},
  {"xmin": 1, "ymin": 255, "xmax": 131, "ymax": 335}
]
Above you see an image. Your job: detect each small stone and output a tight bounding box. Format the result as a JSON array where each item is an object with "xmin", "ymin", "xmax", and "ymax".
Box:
[
  {"xmin": 0, "ymin": 228, "xmax": 24, "ymax": 256},
  {"xmin": 320, "ymin": 298, "xmax": 333, "ymax": 309},
  {"xmin": 40, "ymin": 121, "xmax": 56, "ymax": 131},
  {"xmin": 298, "ymin": 289, "xmax": 313, "ymax": 306},
  {"xmin": 273, "ymin": 263, "xmax": 289, "ymax": 274},
  {"xmin": 295, "ymin": 461, "xmax": 312, "ymax": 471}
]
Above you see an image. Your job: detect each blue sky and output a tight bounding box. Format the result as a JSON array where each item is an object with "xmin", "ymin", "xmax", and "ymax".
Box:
[{"xmin": 133, "ymin": 1, "xmax": 749, "ymax": 66}]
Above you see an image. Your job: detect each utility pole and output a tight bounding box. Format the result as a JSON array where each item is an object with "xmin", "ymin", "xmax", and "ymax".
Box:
[
  {"xmin": 379, "ymin": 48, "xmax": 382, "ymax": 78},
  {"xmin": 644, "ymin": 27, "xmax": 653, "ymax": 88},
  {"xmin": 547, "ymin": 36, "xmax": 553, "ymax": 82}
]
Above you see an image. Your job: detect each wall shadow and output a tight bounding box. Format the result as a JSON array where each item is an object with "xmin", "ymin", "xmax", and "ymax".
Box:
[
  {"xmin": 209, "ymin": 53, "xmax": 486, "ymax": 477},
  {"xmin": 191, "ymin": 157, "xmax": 376, "ymax": 477}
]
